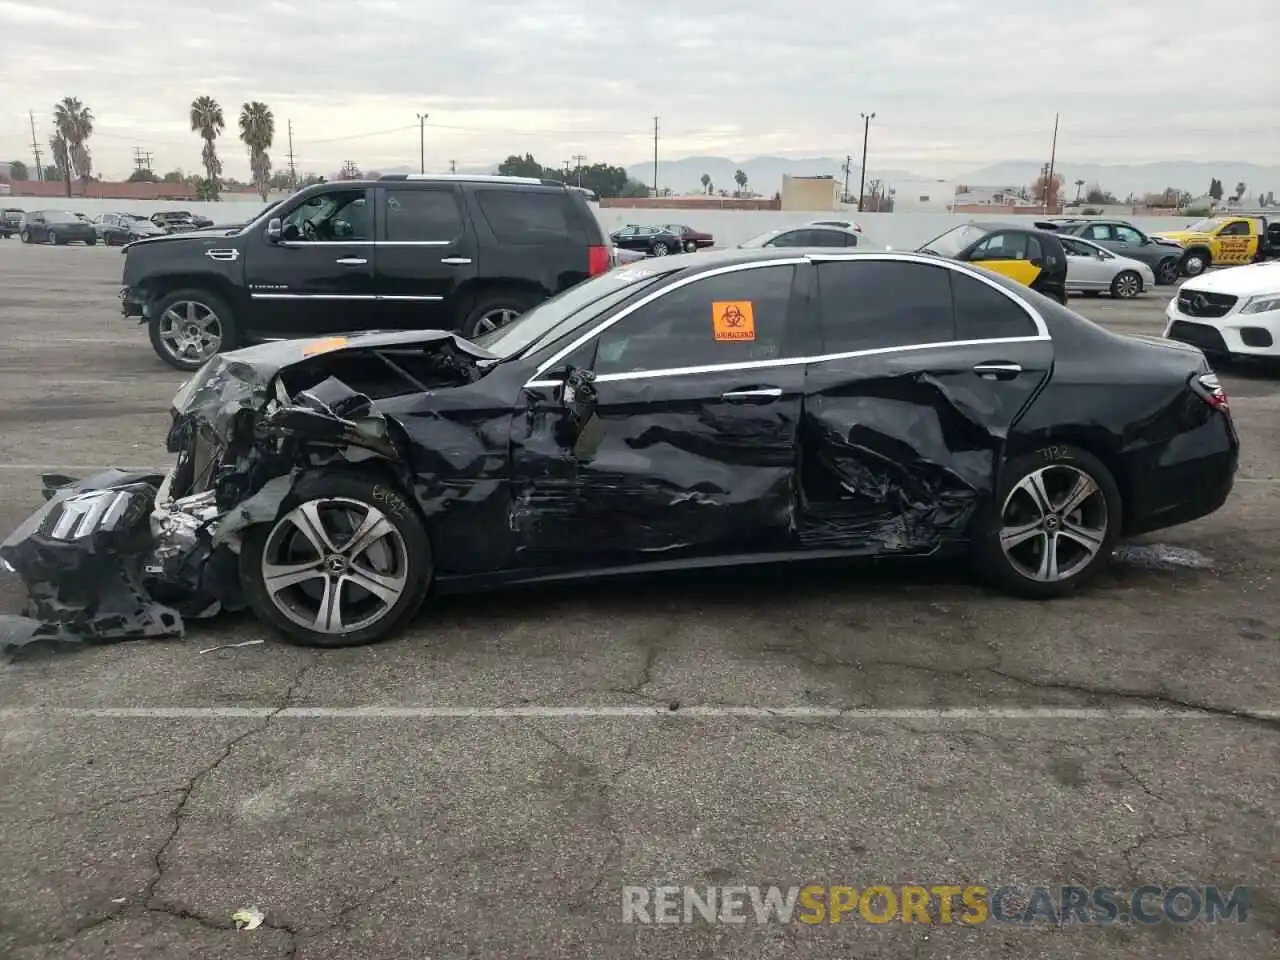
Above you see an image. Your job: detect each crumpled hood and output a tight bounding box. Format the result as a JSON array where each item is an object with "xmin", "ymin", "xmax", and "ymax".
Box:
[{"xmin": 1152, "ymin": 231, "xmax": 1209, "ymax": 245}]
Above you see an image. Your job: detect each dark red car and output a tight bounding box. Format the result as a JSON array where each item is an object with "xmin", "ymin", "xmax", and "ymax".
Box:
[{"xmin": 663, "ymin": 223, "xmax": 715, "ymax": 252}]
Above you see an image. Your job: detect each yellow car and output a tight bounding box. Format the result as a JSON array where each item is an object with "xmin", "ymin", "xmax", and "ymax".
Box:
[{"xmin": 1152, "ymin": 215, "xmax": 1280, "ymax": 276}]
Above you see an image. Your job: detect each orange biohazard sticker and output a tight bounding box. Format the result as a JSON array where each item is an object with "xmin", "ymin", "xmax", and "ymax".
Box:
[
  {"xmin": 712, "ymin": 301, "xmax": 755, "ymax": 342},
  {"xmin": 302, "ymin": 336, "xmax": 349, "ymax": 356}
]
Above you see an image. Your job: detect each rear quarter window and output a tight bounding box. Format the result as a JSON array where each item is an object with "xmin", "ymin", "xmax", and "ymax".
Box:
[{"xmin": 474, "ymin": 189, "xmax": 583, "ymax": 244}]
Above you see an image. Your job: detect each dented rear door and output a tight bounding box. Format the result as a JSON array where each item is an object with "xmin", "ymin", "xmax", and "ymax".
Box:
[{"xmin": 797, "ymin": 257, "xmax": 1053, "ymax": 553}]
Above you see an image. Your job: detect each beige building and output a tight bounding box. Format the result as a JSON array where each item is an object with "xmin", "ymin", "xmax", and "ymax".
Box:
[{"xmin": 780, "ymin": 174, "xmax": 840, "ymax": 211}]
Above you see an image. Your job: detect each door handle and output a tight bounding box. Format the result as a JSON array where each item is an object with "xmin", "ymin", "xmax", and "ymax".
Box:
[
  {"xmin": 721, "ymin": 387, "xmax": 783, "ymax": 401},
  {"xmin": 440, "ymin": 257, "xmax": 472, "ymax": 265},
  {"xmin": 973, "ymin": 362, "xmax": 1022, "ymax": 379},
  {"xmin": 335, "ymin": 257, "xmax": 368, "ymax": 265}
]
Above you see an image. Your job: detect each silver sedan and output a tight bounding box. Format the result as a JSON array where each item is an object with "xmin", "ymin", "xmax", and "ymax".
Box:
[{"xmin": 1061, "ymin": 234, "xmax": 1155, "ymax": 299}]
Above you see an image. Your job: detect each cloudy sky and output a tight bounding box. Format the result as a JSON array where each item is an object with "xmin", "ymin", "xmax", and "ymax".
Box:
[{"xmin": 3, "ymin": 0, "xmax": 1278, "ymax": 181}]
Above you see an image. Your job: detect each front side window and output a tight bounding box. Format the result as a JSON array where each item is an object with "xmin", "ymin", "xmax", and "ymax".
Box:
[
  {"xmin": 1084, "ymin": 223, "xmax": 1114, "ymax": 242},
  {"xmin": 1062, "ymin": 238, "xmax": 1091, "ymax": 257},
  {"xmin": 281, "ymin": 189, "xmax": 369, "ymax": 241},
  {"xmin": 1219, "ymin": 220, "xmax": 1250, "ymax": 237},
  {"xmin": 919, "ymin": 223, "xmax": 988, "ymax": 258},
  {"xmin": 476, "ymin": 190, "xmax": 573, "ymax": 244},
  {"xmin": 383, "ymin": 188, "xmax": 461, "ymax": 242},
  {"xmin": 816, "ymin": 261, "xmax": 954, "ymax": 353},
  {"xmin": 593, "ymin": 265, "xmax": 797, "ymax": 375},
  {"xmin": 952, "ymin": 270, "xmax": 1039, "ymax": 340},
  {"xmin": 1113, "ymin": 225, "xmax": 1144, "ymax": 244},
  {"xmin": 972, "ymin": 232, "xmax": 1029, "ymax": 260},
  {"xmin": 765, "ymin": 230, "xmax": 808, "ymax": 247}
]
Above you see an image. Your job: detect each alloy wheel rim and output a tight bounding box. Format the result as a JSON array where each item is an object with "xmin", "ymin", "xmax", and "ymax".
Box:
[
  {"xmin": 1116, "ymin": 274, "xmax": 1139, "ymax": 298},
  {"xmin": 1184, "ymin": 256, "xmax": 1205, "ymax": 274},
  {"xmin": 157, "ymin": 300, "xmax": 222, "ymax": 363},
  {"xmin": 48, "ymin": 230, "xmax": 57, "ymax": 244},
  {"xmin": 262, "ymin": 497, "xmax": 409, "ymax": 635},
  {"xmin": 653, "ymin": 243, "xmax": 668, "ymax": 256},
  {"xmin": 1158, "ymin": 260, "xmax": 1178, "ymax": 283},
  {"xmin": 473, "ymin": 308, "xmax": 520, "ymax": 336},
  {"xmin": 1000, "ymin": 465, "xmax": 1108, "ymax": 583}
]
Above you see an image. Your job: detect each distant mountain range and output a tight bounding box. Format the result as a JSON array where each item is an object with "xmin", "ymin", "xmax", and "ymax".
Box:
[{"xmin": 383, "ymin": 156, "xmax": 1280, "ymax": 201}]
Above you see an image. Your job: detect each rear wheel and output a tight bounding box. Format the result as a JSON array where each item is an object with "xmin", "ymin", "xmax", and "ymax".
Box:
[
  {"xmin": 459, "ymin": 290, "xmax": 538, "ymax": 339},
  {"xmin": 651, "ymin": 241, "xmax": 670, "ymax": 256},
  {"xmin": 1110, "ymin": 270, "xmax": 1141, "ymax": 298},
  {"xmin": 972, "ymin": 445, "xmax": 1121, "ymax": 598},
  {"xmin": 684, "ymin": 240, "xmax": 698, "ymax": 253},
  {"xmin": 47, "ymin": 229, "xmax": 60, "ymax": 245},
  {"xmin": 239, "ymin": 472, "xmax": 433, "ymax": 647}
]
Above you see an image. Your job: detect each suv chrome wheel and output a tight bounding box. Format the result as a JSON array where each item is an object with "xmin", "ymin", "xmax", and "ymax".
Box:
[
  {"xmin": 999, "ymin": 464, "xmax": 1108, "ymax": 583},
  {"xmin": 261, "ymin": 498, "xmax": 410, "ymax": 636},
  {"xmin": 472, "ymin": 307, "xmax": 520, "ymax": 336},
  {"xmin": 156, "ymin": 300, "xmax": 223, "ymax": 364}
]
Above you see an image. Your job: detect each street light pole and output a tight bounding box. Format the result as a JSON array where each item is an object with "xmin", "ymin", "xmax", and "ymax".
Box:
[
  {"xmin": 416, "ymin": 112, "xmax": 428, "ymax": 173},
  {"xmin": 857, "ymin": 112, "xmax": 875, "ymax": 213}
]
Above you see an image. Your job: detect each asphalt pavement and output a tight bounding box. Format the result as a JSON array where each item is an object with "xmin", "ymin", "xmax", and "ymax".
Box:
[{"xmin": 1, "ymin": 241, "xmax": 1278, "ymax": 960}]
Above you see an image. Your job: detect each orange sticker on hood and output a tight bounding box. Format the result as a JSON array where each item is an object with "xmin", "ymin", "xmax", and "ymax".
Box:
[
  {"xmin": 302, "ymin": 336, "xmax": 349, "ymax": 356},
  {"xmin": 712, "ymin": 301, "xmax": 755, "ymax": 341}
]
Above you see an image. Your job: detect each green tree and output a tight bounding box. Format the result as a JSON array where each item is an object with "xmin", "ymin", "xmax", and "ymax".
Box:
[
  {"xmin": 497, "ymin": 153, "xmax": 545, "ymax": 178},
  {"xmin": 1209, "ymin": 178, "xmax": 1223, "ymax": 201},
  {"xmin": 700, "ymin": 172, "xmax": 711, "ymax": 194},
  {"xmin": 298, "ymin": 172, "xmax": 324, "ymax": 187},
  {"xmin": 190, "ymin": 95, "xmax": 226, "ymax": 200},
  {"xmin": 161, "ymin": 170, "xmax": 184, "ymax": 183},
  {"xmin": 238, "ymin": 100, "xmax": 275, "ymax": 201},
  {"xmin": 48, "ymin": 135, "xmax": 71, "ymax": 193},
  {"xmin": 43, "ymin": 163, "xmax": 62, "ymax": 181},
  {"xmin": 1084, "ymin": 184, "xmax": 1116, "ymax": 204},
  {"xmin": 128, "ymin": 168, "xmax": 159, "ymax": 182},
  {"xmin": 8, "ymin": 160, "xmax": 29, "ymax": 181},
  {"xmin": 53, "ymin": 97, "xmax": 94, "ymax": 196},
  {"xmin": 734, "ymin": 169, "xmax": 748, "ymax": 194}
]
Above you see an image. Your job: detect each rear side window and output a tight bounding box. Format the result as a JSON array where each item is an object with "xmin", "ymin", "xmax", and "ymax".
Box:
[
  {"xmin": 475, "ymin": 189, "xmax": 577, "ymax": 244},
  {"xmin": 816, "ymin": 260, "xmax": 955, "ymax": 352},
  {"xmin": 383, "ymin": 188, "xmax": 464, "ymax": 242},
  {"xmin": 951, "ymin": 270, "xmax": 1039, "ymax": 340}
]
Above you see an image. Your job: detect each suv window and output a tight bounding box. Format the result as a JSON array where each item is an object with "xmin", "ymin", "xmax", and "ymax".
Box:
[
  {"xmin": 952, "ymin": 270, "xmax": 1039, "ymax": 340},
  {"xmin": 816, "ymin": 260, "xmax": 954, "ymax": 352},
  {"xmin": 475, "ymin": 189, "xmax": 573, "ymax": 244},
  {"xmin": 972, "ymin": 232, "xmax": 1029, "ymax": 260},
  {"xmin": 281, "ymin": 189, "xmax": 370, "ymax": 241},
  {"xmin": 383, "ymin": 188, "xmax": 461, "ymax": 242},
  {"xmin": 593, "ymin": 265, "xmax": 797, "ymax": 374},
  {"xmin": 1113, "ymin": 225, "xmax": 1144, "ymax": 244},
  {"xmin": 1083, "ymin": 223, "xmax": 1113, "ymax": 242}
]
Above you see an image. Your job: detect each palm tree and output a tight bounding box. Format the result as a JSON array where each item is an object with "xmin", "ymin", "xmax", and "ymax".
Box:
[
  {"xmin": 190, "ymin": 96, "xmax": 226, "ymax": 200},
  {"xmin": 700, "ymin": 173, "xmax": 711, "ymax": 195},
  {"xmin": 238, "ymin": 101, "xmax": 275, "ymax": 201},
  {"xmin": 1074, "ymin": 178, "xmax": 1085, "ymax": 202},
  {"xmin": 48, "ymin": 135, "xmax": 71, "ymax": 196},
  {"xmin": 733, "ymin": 169, "xmax": 747, "ymax": 196},
  {"xmin": 53, "ymin": 97, "xmax": 94, "ymax": 196}
]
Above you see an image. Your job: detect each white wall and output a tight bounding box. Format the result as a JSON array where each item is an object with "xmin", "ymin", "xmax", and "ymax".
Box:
[{"xmin": 0, "ymin": 195, "xmax": 1203, "ymax": 251}]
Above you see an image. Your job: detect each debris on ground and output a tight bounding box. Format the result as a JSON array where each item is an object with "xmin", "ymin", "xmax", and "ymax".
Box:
[{"xmin": 232, "ymin": 907, "xmax": 264, "ymax": 930}]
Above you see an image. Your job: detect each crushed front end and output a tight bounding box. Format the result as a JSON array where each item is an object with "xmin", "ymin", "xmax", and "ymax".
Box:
[{"xmin": 0, "ymin": 332, "xmax": 493, "ymax": 654}]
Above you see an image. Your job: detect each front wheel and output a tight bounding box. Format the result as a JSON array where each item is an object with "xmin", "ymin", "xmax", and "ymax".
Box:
[
  {"xmin": 1156, "ymin": 257, "xmax": 1179, "ymax": 284},
  {"xmin": 651, "ymin": 241, "xmax": 670, "ymax": 256},
  {"xmin": 47, "ymin": 229, "xmax": 60, "ymax": 245},
  {"xmin": 19, "ymin": 228, "xmax": 31, "ymax": 243},
  {"xmin": 148, "ymin": 288, "xmax": 236, "ymax": 371},
  {"xmin": 972, "ymin": 445, "xmax": 1121, "ymax": 598},
  {"xmin": 1110, "ymin": 270, "xmax": 1141, "ymax": 299},
  {"xmin": 239, "ymin": 472, "xmax": 433, "ymax": 647},
  {"xmin": 684, "ymin": 240, "xmax": 698, "ymax": 253},
  {"xmin": 1181, "ymin": 249, "xmax": 1210, "ymax": 276}
]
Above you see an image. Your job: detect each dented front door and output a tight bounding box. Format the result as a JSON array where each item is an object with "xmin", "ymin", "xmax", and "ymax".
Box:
[{"xmin": 509, "ymin": 260, "xmax": 812, "ymax": 567}]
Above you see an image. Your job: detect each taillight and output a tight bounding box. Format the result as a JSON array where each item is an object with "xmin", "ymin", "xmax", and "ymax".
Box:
[
  {"xmin": 1191, "ymin": 371, "xmax": 1229, "ymax": 412},
  {"xmin": 588, "ymin": 244, "xmax": 610, "ymax": 276}
]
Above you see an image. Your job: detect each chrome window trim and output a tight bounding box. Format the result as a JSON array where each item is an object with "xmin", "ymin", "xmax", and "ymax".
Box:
[
  {"xmin": 248, "ymin": 293, "xmax": 441, "ymax": 302},
  {"xmin": 523, "ymin": 251, "xmax": 1050, "ymax": 388}
]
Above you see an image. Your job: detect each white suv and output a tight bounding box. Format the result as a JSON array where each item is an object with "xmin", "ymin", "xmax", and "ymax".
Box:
[{"xmin": 1165, "ymin": 262, "xmax": 1280, "ymax": 359}]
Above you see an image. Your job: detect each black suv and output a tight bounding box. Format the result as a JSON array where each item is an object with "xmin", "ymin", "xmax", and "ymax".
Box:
[
  {"xmin": 1, "ymin": 208, "xmax": 24, "ymax": 238},
  {"xmin": 121, "ymin": 175, "xmax": 613, "ymax": 370}
]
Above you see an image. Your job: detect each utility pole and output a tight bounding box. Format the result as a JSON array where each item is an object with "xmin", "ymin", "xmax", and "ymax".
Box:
[
  {"xmin": 1044, "ymin": 112, "xmax": 1060, "ymax": 214},
  {"xmin": 287, "ymin": 119, "xmax": 297, "ymax": 189},
  {"xmin": 841, "ymin": 154, "xmax": 852, "ymax": 204},
  {"xmin": 449, "ymin": 159, "xmax": 456, "ymax": 173},
  {"xmin": 572, "ymin": 153, "xmax": 586, "ymax": 187},
  {"xmin": 132, "ymin": 147, "xmax": 153, "ymax": 174},
  {"xmin": 857, "ymin": 112, "xmax": 875, "ymax": 213},
  {"xmin": 652, "ymin": 116, "xmax": 659, "ymax": 196},
  {"xmin": 29, "ymin": 110, "xmax": 43, "ymax": 181},
  {"xmin": 416, "ymin": 112, "xmax": 429, "ymax": 174}
]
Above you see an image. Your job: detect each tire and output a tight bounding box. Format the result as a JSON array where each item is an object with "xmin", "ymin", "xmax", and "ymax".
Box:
[
  {"xmin": 19, "ymin": 228, "xmax": 30, "ymax": 243},
  {"xmin": 86, "ymin": 238, "xmax": 97, "ymax": 246},
  {"xmin": 458, "ymin": 290, "xmax": 538, "ymax": 339},
  {"xmin": 48, "ymin": 229, "xmax": 60, "ymax": 245},
  {"xmin": 651, "ymin": 241, "xmax": 670, "ymax": 256},
  {"xmin": 1181, "ymin": 248, "xmax": 1210, "ymax": 276},
  {"xmin": 972, "ymin": 445, "xmax": 1122, "ymax": 599},
  {"xmin": 239, "ymin": 471, "xmax": 433, "ymax": 647},
  {"xmin": 1156, "ymin": 257, "xmax": 1179, "ymax": 285},
  {"xmin": 147, "ymin": 288, "xmax": 237, "ymax": 371},
  {"xmin": 684, "ymin": 240, "xmax": 698, "ymax": 253},
  {"xmin": 1110, "ymin": 270, "xmax": 1141, "ymax": 299}
]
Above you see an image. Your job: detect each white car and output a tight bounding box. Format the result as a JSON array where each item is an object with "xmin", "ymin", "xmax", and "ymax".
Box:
[
  {"xmin": 1165, "ymin": 261, "xmax": 1280, "ymax": 360},
  {"xmin": 1060, "ymin": 234, "xmax": 1154, "ymax": 299}
]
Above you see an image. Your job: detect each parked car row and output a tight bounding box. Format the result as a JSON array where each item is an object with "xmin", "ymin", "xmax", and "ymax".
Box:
[
  {"xmin": 609, "ymin": 223, "xmax": 714, "ymax": 255},
  {"xmin": 1, "ymin": 207, "xmax": 216, "ymax": 244}
]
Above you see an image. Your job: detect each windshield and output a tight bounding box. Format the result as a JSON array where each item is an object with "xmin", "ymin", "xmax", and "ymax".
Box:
[
  {"xmin": 918, "ymin": 223, "xmax": 987, "ymax": 257},
  {"xmin": 738, "ymin": 229, "xmax": 783, "ymax": 249},
  {"xmin": 1186, "ymin": 217, "xmax": 1228, "ymax": 233},
  {"xmin": 470, "ymin": 266, "xmax": 676, "ymax": 358}
]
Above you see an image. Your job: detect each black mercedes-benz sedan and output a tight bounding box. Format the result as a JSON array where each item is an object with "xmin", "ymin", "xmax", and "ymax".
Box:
[{"xmin": 1, "ymin": 249, "xmax": 1238, "ymax": 650}]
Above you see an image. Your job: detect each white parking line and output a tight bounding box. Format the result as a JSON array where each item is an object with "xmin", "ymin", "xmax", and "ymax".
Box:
[{"xmin": 0, "ymin": 706, "xmax": 1271, "ymax": 720}]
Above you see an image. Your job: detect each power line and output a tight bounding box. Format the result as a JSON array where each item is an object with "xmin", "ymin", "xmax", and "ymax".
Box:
[
  {"xmin": 857, "ymin": 111, "xmax": 875, "ymax": 212},
  {"xmin": 652, "ymin": 116, "xmax": 659, "ymax": 195},
  {"xmin": 572, "ymin": 153, "xmax": 586, "ymax": 187},
  {"xmin": 286, "ymin": 119, "xmax": 296, "ymax": 189},
  {"xmin": 29, "ymin": 110, "xmax": 43, "ymax": 180}
]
